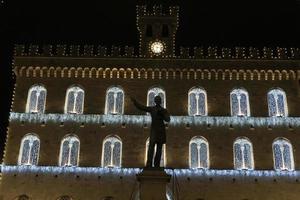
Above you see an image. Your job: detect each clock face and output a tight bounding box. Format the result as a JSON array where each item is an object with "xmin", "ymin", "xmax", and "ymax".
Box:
[{"xmin": 150, "ymin": 41, "xmax": 165, "ymax": 55}]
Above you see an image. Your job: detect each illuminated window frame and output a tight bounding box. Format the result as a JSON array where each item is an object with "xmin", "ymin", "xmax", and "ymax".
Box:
[
  {"xmin": 144, "ymin": 138, "xmax": 166, "ymax": 167},
  {"xmin": 272, "ymin": 138, "xmax": 294, "ymax": 171},
  {"xmin": 233, "ymin": 137, "xmax": 254, "ymax": 170},
  {"xmin": 59, "ymin": 135, "xmax": 80, "ymax": 167},
  {"xmin": 188, "ymin": 87, "xmax": 208, "ymax": 116},
  {"xmin": 147, "ymin": 87, "xmax": 166, "ymax": 108},
  {"xmin": 267, "ymin": 88, "xmax": 288, "ymax": 117},
  {"xmin": 101, "ymin": 135, "xmax": 122, "ymax": 168},
  {"xmin": 230, "ymin": 88, "xmax": 250, "ymax": 117},
  {"xmin": 189, "ymin": 136, "xmax": 209, "ymax": 169},
  {"xmin": 64, "ymin": 86, "xmax": 85, "ymax": 114},
  {"xmin": 18, "ymin": 133, "xmax": 40, "ymax": 166},
  {"xmin": 104, "ymin": 86, "xmax": 125, "ymax": 115},
  {"xmin": 26, "ymin": 85, "xmax": 47, "ymax": 114}
]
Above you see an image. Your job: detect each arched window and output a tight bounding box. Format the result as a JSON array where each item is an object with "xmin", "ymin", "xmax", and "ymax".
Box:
[
  {"xmin": 64, "ymin": 86, "xmax": 85, "ymax": 114},
  {"xmin": 57, "ymin": 196, "xmax": 73, "ymax": 200},
  {"xmin": 230, "ymin": 88, "xmax": 250, "ymax": 117},
  {"xmin": 147, "ymin": 87, "xmax": 166, "ymax": 108},
  {"xmin": 273, "ymin": 138, "xmax": 294, "ymax": 171},
  {"xmin": 26, "ymin": 85, "xmax": 47, "ymax": 114},
  {"xmin": 268, "ymin": 88, "xmax": 288, "ymax": 117},
  {"xmin": 102, "ymin": 136, "xmax": 122, "ymax": 168},
  {"xmin": 233, "ymin": 138, "xmax": 254, "ymax": 170},
  {"xmin": 145, "ymin": 138, "xmax": 166, "ymax": 167},
  {"xmin": 189, "ymin": 136, "xmax": 209, "ymax": 169},
  {"xmin": 59, "ymin": 135, "xmax": 80, "ymax": 167},
  {"xmin": 105, "ymin": 86, "xmax": 124, "ymax": 115},
  {"xmin": 188, "ymin": 87, "xmax": 207, "ymax": 116},
  {"xmin": 18, "ymin": 134, "xmax": 40, "ymax": 165}
]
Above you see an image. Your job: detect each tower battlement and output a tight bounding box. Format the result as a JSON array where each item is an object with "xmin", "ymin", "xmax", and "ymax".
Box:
[{"xmin": 136, "ymin": 5, "xmax": 179, "ymax": 17}]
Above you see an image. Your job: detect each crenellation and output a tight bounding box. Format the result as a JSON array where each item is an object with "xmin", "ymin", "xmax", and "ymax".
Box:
[
  {"xmin": 194, "ymin": 47, "xmax": 205, "ymax": 59},
  {"xmin": 97, "ymin": 45, "xmax": 107, "ymax": 57},
  {"xmin": 136, "ymin": 5, "xmax": 179, "ymax": 17},
  {"xmin": 207, "ymin": 46, "xmax": 218, "ymax": 59},
  {"xmin": 13, "ymin": 44, "xmax": 300, "ymax": 60},
  {"xmin": 180, "ymin": 47, "xmax": 190, "ymax": 58},
  {"xmin": 124, "ymin": 46, "xmax": 135, "ymax": 57},
  {"xmin": 14, "ymin": 44, "xmax": 25, "ymax": 56},
  {"xmin": 110, "ymin": 46, "xmax": 121, "ymax": 57},
  {"xmin": 290, "ymin": 48, "xmax": 300, "ymax": 59},
  {"xmin": 42, "ymin": 45, "xmax": 52, "ymax": 56},
  {"xmin": 28, "ymin": 45, "xmax": 39, "ymax": 56},
  {"xmin": 56, "ymin": 45, "xmax": 67, "ymax": 56},
  {"xmin": 248, "ymin": 47, "xmax": 261, "ymax": 59},
  {"xmin": 83, "ymin": 45, "xmax": 94, "ymax": 57},
  {"xmin": 221, "ymin": 47, "xmax": 232, "ymax": 59},
  {"xmin": 263, "ymin": 47, "xmax": 274, "ymax": 59},
  {"xmin": 234, "ymin": 47, "xmax": 246, "ymax": 59}
]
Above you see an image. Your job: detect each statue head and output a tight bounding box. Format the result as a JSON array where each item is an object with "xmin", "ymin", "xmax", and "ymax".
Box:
[{"xmin": 154, "ymin": 96, "xmax": 162, "ymax": 105}]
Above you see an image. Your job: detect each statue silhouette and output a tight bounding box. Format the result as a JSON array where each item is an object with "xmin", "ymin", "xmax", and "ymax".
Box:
[{"xmin": 131, "ymin": 96, "xmax": 170, "ymax": 168}]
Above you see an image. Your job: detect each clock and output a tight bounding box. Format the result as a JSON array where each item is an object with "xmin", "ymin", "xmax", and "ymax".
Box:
[{"xmin": 150, "ymin": 41, "xmax": 165, "ymax": 55}]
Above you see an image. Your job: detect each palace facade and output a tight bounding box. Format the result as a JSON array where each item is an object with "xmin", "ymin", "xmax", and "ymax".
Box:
[{"xmin": 1, "ymin": 5, "xmax": 300, "ymax": 200}]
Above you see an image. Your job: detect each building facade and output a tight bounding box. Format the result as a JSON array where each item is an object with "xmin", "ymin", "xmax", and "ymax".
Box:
[{"xmin": 1, "ymin": 5, "xmax": 300, "ymax": 200}]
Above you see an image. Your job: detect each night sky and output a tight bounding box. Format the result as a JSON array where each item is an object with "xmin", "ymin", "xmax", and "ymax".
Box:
[{"xmin": 0, "ymin": 0, "xmax": 299, "ymax": 160}]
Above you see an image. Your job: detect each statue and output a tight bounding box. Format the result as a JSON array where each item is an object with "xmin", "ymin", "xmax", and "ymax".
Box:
[{"xmin": 131, "ymin": 96, "xmax": 170, "ymax": 168}]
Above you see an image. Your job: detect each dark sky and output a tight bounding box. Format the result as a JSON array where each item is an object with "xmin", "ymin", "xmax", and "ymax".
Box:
[{"xmin": 0, "ymin": 0, "xmax": 299, "ymax": 160}]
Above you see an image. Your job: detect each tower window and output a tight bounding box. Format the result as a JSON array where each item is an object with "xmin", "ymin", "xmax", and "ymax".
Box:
[
  {"xmin": 105, "ymin": 86, "xmax": 124, "ymax": 115},
  {"xmin": 162, "ymin": 24, "xmax": 169, "ymax": 37},
  {"xmin": 145, "ymin": 137, "xmax": 166, "ymax": 167},
  {"xmin": 233, "ymin": 137, "xmax": 254, "ymax": 170},
  {"xmin": 268, "ymin": 88, "xmax": 288, "ymax": 117},
  {"xmin": 273, "ymin": 138, "xmax": 294, "ymax": 171},
  {"xmin": 18, "ymin": 134, "xmax": 40, "ymax": 166},
  {"xmin": 146, "ymin": 24, "xmax": 153, "ymax": 37},
  {"xmin": 230, "ymin": 88, "xmax": 250, "ymax": 117},
  {"xmin": 26, "ymin": 85, "xmax": 47, "ymax": 114},
  {"xmin": 102, "ymin": 136, "xmax": 122, "ymax": 168},
  {"xmin": 147, "ymin": 87, "xmax": 166, "ymax": 108},
  {"xmin": 64, "ymin": 86, "xmax": 85, "ymax": 114},
  {"xmin": 188, "ymin": 87, "xmax": 207, "ymax": 116},
  {"xmin": 59, "ymin": 135, "xmax": 80, "ymax": 167},
  {"xmin": 189, "ymin": 136, "xmax": 209, "ymax": 169}
]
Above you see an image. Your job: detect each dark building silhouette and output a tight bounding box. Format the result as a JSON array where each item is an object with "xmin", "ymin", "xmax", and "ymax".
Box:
[{"xmin": 1, "ymin": 4, "xmax": 300, "ymax": 200}]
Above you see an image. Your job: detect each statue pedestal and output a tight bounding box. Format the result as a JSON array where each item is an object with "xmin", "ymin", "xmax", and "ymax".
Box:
[{"xmin": 136, "ymin": 168, "xmax": 171, "ymax": 200}]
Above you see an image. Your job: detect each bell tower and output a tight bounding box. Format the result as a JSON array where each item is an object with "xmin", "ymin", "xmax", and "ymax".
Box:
[{"xmin": 136, "ymin": 5, "xmax": 179, "ymax": 58}]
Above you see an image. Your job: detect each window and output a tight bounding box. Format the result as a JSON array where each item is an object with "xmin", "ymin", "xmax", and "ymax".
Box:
[
  {"xmin": 268, "ymin": 88, "xmax": 288, "ymax": 117},
  {"xmin": 189, "ymin": 136, "xmax": 209, "ymax": 169},
  {"xmin": 102, "ymin": 136, "xmax": 122, "ymax": 168},
  {"xmin": 147, "ymin": 87, "xmax": 166, "ymax": 108},
  {"xmin": 146, "ymin": 24, "xmax": 153, "ymax": 37},
  {"xmin": 59, "ymin": 135, "xmax": 80, "ymax": 167},
  {"xmin": 64, "ymin": 86, "xmax": 85, "ymax": 114},
  {"xmin": 273, "ymin": 138, "xmax": 294, "ymax": 171},
  {"xmin": 105, "ymin": 86, "xmax": 124, "ymax": 115},
  {"xmin": 162, "ymin": 24, "xmax": 169, "ymax": 37},
  {"xmin": 188, "ymin": 87, "xmax": 207, "ymax": 116},
  {"xmin": 18, "ymin": 134, "xmax": 40, "ymax": 165},
  {"xmin": 145, "ymin": 138, "xmax": 166, "ymax": 167},
  {"xmin": 230, "ymin": 88, "xmax": 250, "ymax": 117},
  {"xmin": 26, "ymin": 85, "xmax": 47, "ymax": 114},
  {"xmin": 233, "ymin": 138, "xmax": 254, "ymax": 170}
]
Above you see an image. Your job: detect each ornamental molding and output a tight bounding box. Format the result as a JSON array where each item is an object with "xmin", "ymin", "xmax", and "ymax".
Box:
[{"xmin": 14, "ymin": 66, "xmax": 299, "ymax": 81}]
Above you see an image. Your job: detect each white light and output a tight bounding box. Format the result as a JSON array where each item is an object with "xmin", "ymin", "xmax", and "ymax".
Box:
[{"xmin": 151, "ymin": 41, "xmax": 164, "ymax": 54}]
